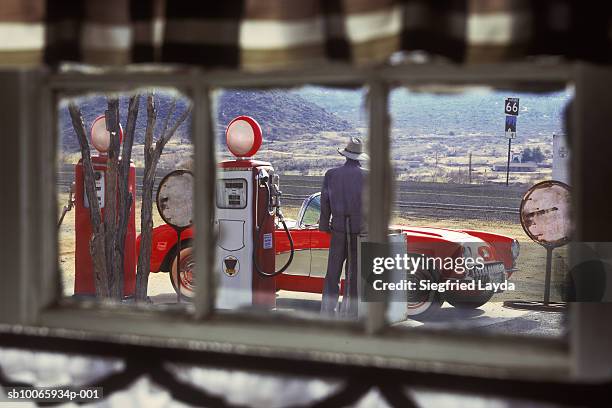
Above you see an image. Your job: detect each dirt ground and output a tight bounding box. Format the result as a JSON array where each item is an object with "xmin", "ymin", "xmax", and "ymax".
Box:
[{"xmin": 58, "ymin": 193, "xmax": 568, "ymax": 302}]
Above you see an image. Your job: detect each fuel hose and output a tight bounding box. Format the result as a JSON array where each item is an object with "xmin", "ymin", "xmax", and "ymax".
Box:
[
  {"xmin": 254, "ymin": 216, "xmax": 294, "ymax": 277},
  {"xmin": 253, "ymin": 187, "xmax": 295, "ymax": 277}
]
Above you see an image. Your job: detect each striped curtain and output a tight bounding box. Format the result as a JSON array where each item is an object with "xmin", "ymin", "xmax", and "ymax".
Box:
[{"xmin": 1, "ymin": 0, "xmax": 611, "ymax": 70}]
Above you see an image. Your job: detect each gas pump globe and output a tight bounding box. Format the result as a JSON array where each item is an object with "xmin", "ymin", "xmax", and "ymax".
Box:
[
  {"xmin": 215, "ymin": 116, "xmax": 294, "ymax": 309},
  {"xmin": 73, "ymin": 115, "xmax": 137, "ymax": 297},
  {"xmin": 225, "ymin": 115, "xmax": 262, "ymax": 158},
  {"xmin": 90, "ymin": 115, "xmax": 119, "ymax": 154}
]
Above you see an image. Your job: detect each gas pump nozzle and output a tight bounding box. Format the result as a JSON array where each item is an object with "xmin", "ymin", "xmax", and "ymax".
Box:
[
  {"xmin": 253, "ymin": 169, "xmax": 294, "ymax": 277},
  {"xmin": 257, "ymin": 169, "xmax": 283, "ymax": 216},
  {"xmin": 257, "ymin": 169, "xmax": 270, "ymax": 185},
  {"xmin": 271, "ymin": 173, "xmax": 282, "ymax": 215},
  {"xmin": 58, "ymin": 182, "xmax": 76, "ymax": 229}
]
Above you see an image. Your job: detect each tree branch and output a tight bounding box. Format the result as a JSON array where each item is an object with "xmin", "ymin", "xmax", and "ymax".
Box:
[
  {"xmin": 144, "ymin": 93, "xmax": 156, "ymax": 171},
  {"xmin": 135, "ymin": 97, "xmax": 191, "ymax": 302},
  {"xmin": 104, "ymin": 98, "xmax": 121, "ymax": 299},
  {"xmin": 136, "ymin": 93, "xmax": 157, "ymax": 301},
  {"xmin": 153, "ymin": 101, "xmax": 192, "ymax": 163},
  {"xmin": 159, "ymin": 98, "xmax": 176, "ymax": 143},
  {"xmin": 68, "ymin": 103, "xmax": 110, "ymax": 298},
  {"xmin": 114, "ymin": 94, "xmax": 140, "ymax": 300}
]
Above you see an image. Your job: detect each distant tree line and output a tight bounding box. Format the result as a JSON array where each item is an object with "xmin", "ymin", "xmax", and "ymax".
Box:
[{"xmin": 521, "ymin": 147, "xmax": 545, "ymax": 163}]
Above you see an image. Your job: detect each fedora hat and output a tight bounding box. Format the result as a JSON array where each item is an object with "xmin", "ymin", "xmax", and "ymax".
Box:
[{"xmin": 338, "ymin": 137, "xmax": 369, "ymax": 161}]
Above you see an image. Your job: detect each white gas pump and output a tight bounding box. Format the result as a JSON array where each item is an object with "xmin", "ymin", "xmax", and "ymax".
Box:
[{"xmin": 215, "ymin": 116, "xmax": 294, "ymax": 309}]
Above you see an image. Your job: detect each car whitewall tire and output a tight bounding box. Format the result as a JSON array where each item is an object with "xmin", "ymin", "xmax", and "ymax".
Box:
[
  {"xmin": 405, "ymin": 268, "xmax": 443, "ymax": 320},
  {"xmin": 170, "ymin": 246, "xmax": 196, "ymax": 300}
]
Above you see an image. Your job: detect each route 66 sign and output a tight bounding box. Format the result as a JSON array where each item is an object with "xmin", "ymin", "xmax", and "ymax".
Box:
[{"xmin": 505, "ymin": 98, "xmax": 520, "ymax": 116}]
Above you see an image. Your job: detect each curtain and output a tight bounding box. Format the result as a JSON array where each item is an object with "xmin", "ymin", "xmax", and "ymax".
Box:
[{"xmin": 1, "ymin": 0, "xmax": 611, "ymax": 70}]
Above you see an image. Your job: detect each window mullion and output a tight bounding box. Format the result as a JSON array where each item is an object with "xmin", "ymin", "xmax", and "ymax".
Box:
[
  {"xmin": 38, "ymin": 75, "xmax": 61, "ymax": 312},
  {"xmin": 365, "ymin": 79, "xmax": 392, "ymax": 334},
  {"xmin": 193, "ymin": 78, "xmax": 217, "ymax": 319}
]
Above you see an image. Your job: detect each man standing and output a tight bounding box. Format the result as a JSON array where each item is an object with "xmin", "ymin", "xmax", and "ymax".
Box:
[{"xmin": 320, "ymin": 137, "xmax": 368, "ymax": 318}]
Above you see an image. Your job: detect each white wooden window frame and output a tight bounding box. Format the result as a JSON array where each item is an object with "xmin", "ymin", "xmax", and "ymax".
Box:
[{"xmin": 3, "ymin": 62, "xmax": 610, "ymax": 382}]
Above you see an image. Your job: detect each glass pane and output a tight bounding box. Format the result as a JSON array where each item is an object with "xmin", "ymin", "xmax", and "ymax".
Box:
[
  {"xmin": 377, "ymin": 85, "xmax": 574, "ymax": 337},
  {"xmin": 57, "ymin": 89, "xmax": 194, "ymax": 308},
  {"xmin": 210, "ymin": 86, "xmax": 367, "ymax": 319}
]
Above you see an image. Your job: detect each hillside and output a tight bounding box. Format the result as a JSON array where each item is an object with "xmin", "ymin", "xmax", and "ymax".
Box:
[
  {"xmin": 216, "ymin": 90, "xmax": 352, "ymax": 142},
  {"xmin": 295, "ymin": 85, "xmax": 571, "ymax": 140},
  {"xmin": 59, "ymin": 90, "xmax": 353, "ymax": 154},
  {"xmin": 58, "ymin": 92, "xmax": 192, "ymax": 153},
  {"xmin": 57, "ymin": 86, "xmax": 571, "ymax": 184}
]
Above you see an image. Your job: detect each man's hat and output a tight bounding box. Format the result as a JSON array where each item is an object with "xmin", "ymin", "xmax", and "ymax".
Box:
[{"xmin": 338, "ymin": 137, "xmax": 369, "ymax": 161}]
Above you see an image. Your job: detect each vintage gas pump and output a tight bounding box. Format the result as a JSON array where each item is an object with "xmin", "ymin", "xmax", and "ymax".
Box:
[
  {"xmin": 215, "ymin": 116, "xmax": 294, "ymax": 309},
  {"xmin": 74, "ymin": 115, "xmax": 137, "ymax": 297}
]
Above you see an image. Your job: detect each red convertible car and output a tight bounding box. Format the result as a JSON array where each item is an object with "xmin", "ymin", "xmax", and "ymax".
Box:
[{"xmin": 140, "ymin": 192, "xmax": 520, "ymax": 317}]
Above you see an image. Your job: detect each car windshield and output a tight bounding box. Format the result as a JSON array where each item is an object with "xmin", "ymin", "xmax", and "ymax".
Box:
[{"xmin": 301, "ymin": 194, "xmax": 321, "ymax": 226}]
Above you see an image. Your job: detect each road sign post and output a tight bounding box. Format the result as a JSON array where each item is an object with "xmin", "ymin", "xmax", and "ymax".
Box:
[
  {"xmin": 504, "ymin": 98, "xmax": 519, "ymax": 186},
  {"xmin": 506, "ymin": 138, "xmax": 512, "ymax": 186}
]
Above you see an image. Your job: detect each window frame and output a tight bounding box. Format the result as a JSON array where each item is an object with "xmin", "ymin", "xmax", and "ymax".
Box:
[{"xmin": 1, "ymin": 62, "xmax": 587, "ymax": 382}]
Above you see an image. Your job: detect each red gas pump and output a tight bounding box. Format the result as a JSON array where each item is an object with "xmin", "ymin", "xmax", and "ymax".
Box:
[
  {"xmin": 74, "ymin": 115, "xmax": 136, "ymax": 297},
  {"xmin": 215, "ymin": 116, "xmax": 294, "ymax": 309}
]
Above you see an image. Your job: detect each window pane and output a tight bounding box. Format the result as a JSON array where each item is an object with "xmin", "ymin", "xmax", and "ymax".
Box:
[
  {"xmin": 380, "ymin": 85, "xmax": 574, "ymax": 337},
  {"xmin": 57, "ymin": 89, "xmax": 194, "ymax": 308},
  {"xmin": 210, "ymin": 86, "xmax": 368, "ymax": 319}
]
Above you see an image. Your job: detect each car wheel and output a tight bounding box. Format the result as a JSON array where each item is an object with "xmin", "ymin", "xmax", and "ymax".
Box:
[
  {"xmin": 405, "ymin": 268, "xmax": 443, "ymax": 321},
  {"xmin": 406, "ymin": 291, "xmax": 443, "ymax": 321},
  {"xmin": 444, "ymin": 281, "xmax": 494, "ymax": 309},
  {"xmin": 170, "ymin": 246, "xmax": 195, "ymax": 300}
]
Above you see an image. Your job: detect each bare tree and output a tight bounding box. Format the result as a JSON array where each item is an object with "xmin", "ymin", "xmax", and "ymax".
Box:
[
  {"xmin": 113, "ymin": 95, "xmax": 140, "ymax": 299},
  {"xmin": 136, "ymin": 95, "xmax": 192, "ymax": 301},
  {"xmin": 68, "ymin": 104, "xmax": 110, "ymax": 298},
  {"xmin": 69, "ymin": 95, "xmax": 140, "ymax": 300},
  {"xmin": 69, "ymin": 93, "xmax": 189, "ymax": 301}
]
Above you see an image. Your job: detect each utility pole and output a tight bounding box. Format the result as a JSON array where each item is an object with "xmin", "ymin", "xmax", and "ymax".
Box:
[
  {"xmin": 433, "ymin": 150, "xmax": 439, "ymax": 182},
  {"xmin": 468, "ymin": 151, "xmax": 472, "ymax": 184}
]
